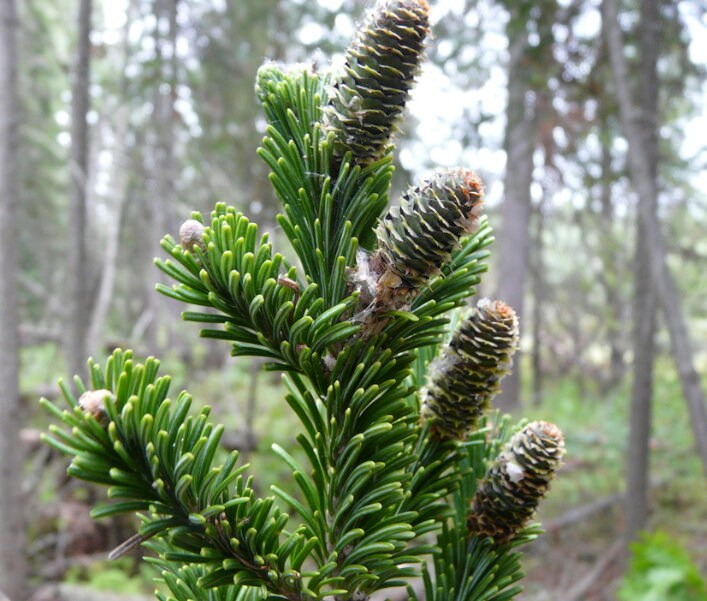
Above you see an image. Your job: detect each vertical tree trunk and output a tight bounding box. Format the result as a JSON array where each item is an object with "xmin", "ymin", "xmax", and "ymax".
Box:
[
  {"xmin": 623, "ymin": 0, "xmax": 660, "ymax": 543},
  {"xmin": 87, "ymin": 109, "xmax": 129, "ymax": 355},
  {"xmin": 87, "ymin": 0, "xmax": 137, "ymax": 354},
  {"xmin": 598, "ymin": 115, "xmax": 626, "ymax": 391},
  {"xmin": 495, "ymin": 26, "xmax": 537, "ymax": 411},
  {"xmin": 530, "ymin": 199, "xmax": 545, "ymax": 406},
  {"xmin": 68, "ymin": 0, "xmax": 92, "ymax": 380},
  {"xmin": 604, "ymin": 0, "xmax": 707, "ymax": 483},
  {"xmin": 146, "ymin": 0, "xmax": 178, "ymax": 355},
  {"xmin": 0, "ymin": 1, "xmax": 28, "ymax": 598}
]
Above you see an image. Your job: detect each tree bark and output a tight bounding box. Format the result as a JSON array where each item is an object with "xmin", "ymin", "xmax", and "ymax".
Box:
[
  {"xmin": 146, "ymin": 0, "xmax": 179, "ymax": 355},
  {"xmin": 87, "ymin": 1, "xmax": 136, "ymax": 355},
  {"xmin": 87, "ymin": 112, "xmax": 129, "ymax": 355},
  {"xmin": 67, "ymin": 0, "xmax": 92, "ymax": 381},
  {"xmin": 495, "ymin": 25, "xmax": 538, "ymax": 412},
  {"xmin": 0, "ymin": 1, "xmax": 28, "ymax": 598},
  {"xmin": 604, "ymin": 0, "xmax": 707, "ymax": 480},
  {"xmin": 597, "ymin": 112, "xmax": 627, "ymax": 392},
  {"xmin": 573, "ymin": 159, "xmax": 628, "ymax": 394},
  {"xmin": 530, "ymin": 197, "xmax": 545, "ymax": 406},
  {"xmin": 623, "ymin": 0, "xmax": 660, "ymax": 543}
]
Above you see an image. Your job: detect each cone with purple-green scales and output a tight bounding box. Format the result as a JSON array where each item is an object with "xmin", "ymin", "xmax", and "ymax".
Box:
[
  {"xmin": 421, "ymin": 299, "xmax": 518, "ymax": 440},
  {"xmin": 324, "ymin": 0, "xmax": 431, "ymax": 165},
  {"xmin": 467, "ymin": 421, "xmax": 565, "ymax": 544},
  {"xmin": 359, "ymin": 168, "xmax": 485, "ymax": 317}
]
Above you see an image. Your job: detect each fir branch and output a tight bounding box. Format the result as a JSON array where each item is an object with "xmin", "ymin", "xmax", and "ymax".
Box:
[
  {"xmin": 275, "ymin": 352, "xmax": 423, "ymax": 597},
  {"xmin": 415, "ymin": 417, "xmax": 541, "ymax": 601},
  {"xmin": 375, "ymin": 219, "xmax": 494, "ymax": 353},
  {"xmin": 41, "ymin": 350, "xmax": 315, "ymax": 601},
  {"xmin": 421, "ymin": 300, "xmax": 519, "ymax": 441},
  {"xmin": 467, "ymin": 421, "xmax": 565, "ymax": 545},
  {"xmin": 157, "ymin": 206, "xmax": 360, "ymax": 375},
  {"xmin": 257, "ymin": 66, "xmax": 393, "ymax": 304},
  {"xmin": 42, "ymin": 1, "xmax": 568, "ymax": 600}
]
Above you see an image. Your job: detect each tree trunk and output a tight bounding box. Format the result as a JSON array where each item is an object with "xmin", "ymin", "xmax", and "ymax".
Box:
[
  {"xmin": 495, "ymin": 25, "xmax": 537, "ymax": 412},
  {"xmin": 87, "ymin": 110, "xmax": 129, "ymax": 355},
  {"xmin": 146, "ymin": 0, "xmax": 179, "ymax": 355},
  {"xmin": 67, "ymin": 0, "xmax": 92, "ymax": 381},
  {"xmin": 598, "ymin": 115, "xmax": 626, "ymax": 391},
  {"xmin": 623, "ymin": 0, "xmax": 660, "ymax": 543},
  {"xmin": 530, "ymin": 197, "xmax": 545, "ymax": 406},
  {"xmin": 604, "ymin": 0, "xmax": 707, "ymax": 480},
  {"xmin": 0, "ymin": 1, "xmax": 28, "ymax": 598},
  {"xmin": 87, "ymin": 1, "xmax": 136, "ymax": 355}
]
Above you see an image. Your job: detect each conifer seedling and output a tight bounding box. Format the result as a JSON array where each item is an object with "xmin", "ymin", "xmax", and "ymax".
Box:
[{"xmin": 42, "ymin": 2, "xmax": 564, "ymax": 599}]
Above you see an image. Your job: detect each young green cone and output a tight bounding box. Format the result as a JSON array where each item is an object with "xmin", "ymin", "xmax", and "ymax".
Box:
[
  {"xmin": 368, "ymin": 168, "xmax": 484, "ymax": 311},
  {"xmin": 421, "ymin": 299, "xmax": 518, "ymax": 440},
  {"xmin": 467, "ymin": 421, "xmax": 565, "ymax": 544},
  {"xmin": 324, "ymin": 0, "xmax": 430, "ymax": 164}
]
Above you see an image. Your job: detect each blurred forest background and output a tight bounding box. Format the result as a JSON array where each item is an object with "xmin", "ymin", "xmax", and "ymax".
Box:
[{"xmin": 1, "ymin": 0, "xmax": 706, "ymax": 599}]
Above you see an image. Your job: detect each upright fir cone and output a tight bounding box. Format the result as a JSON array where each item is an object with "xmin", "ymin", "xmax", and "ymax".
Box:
[
  {"xmin": 361, "ymin": 168, "xmax": 484, "ymax": 312},
  {"xmin": 467, "ymin": 421, "xmax": 565, "ymax": 544},
  {"xmin": 324, "ymin": 0, "xmax": 430, "ymax": 164},
  {"xmin": 421, "ymin": 299, "xmax": 518, "ymax": 440}
]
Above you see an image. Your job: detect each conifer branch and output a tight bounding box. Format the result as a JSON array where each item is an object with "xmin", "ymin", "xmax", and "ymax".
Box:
[
  {"xmin": 41, "ymin": 2, "xmax": 566, "ymax": 600},
  {"xmin": 41, "ymin": 351, "xmax": 314, "ymax": 600}
]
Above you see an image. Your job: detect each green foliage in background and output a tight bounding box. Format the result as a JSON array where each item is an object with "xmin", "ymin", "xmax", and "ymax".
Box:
[
  {"xmin": 40, "ymin": 2, "xmax": 565, "ymax": 600},
  {"xmin": 64, "ymin": 557, "xmax": 156, "ymax": 596},
  {"xmin": 618, "ymin": 531, "xmax": 707, "ymax": 601}
]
